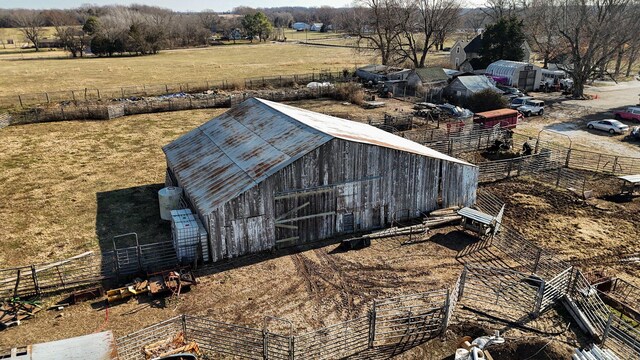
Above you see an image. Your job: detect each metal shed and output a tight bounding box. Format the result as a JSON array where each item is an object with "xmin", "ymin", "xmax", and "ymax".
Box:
[
  {"xmin": 485, "ymin": 60, "xmax": 542, "ymax": 91},
  {"xmin": 163, "ymin": 97, "xmax": 478, "ymax": 262}
]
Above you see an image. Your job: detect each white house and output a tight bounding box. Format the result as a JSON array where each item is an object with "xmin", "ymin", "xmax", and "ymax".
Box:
[
  {"xmin": 449, "ymin": 35, "xmax": 532, "ymax": 70},
  {"xmin": 310, "ymin": 23, "xmax": 323, "ymax": 31}
]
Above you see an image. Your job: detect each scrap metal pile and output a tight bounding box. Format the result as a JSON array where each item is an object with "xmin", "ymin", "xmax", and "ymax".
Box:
[
  {"xmin": 107, "ymin": 268, "xmax": 197, "ymax": 303},
  {"xmin": 0, "ymin": 298, "xmax": 42, "ymax": 329}
]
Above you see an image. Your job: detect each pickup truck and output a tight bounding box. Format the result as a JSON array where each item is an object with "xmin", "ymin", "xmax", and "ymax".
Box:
[{"xmin": 614, "ymin": 106, "xmax": 640, "ymax": 123}]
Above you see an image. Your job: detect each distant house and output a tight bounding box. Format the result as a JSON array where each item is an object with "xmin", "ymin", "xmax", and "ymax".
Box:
[
  {"xmin": 292, "ymin": 22, "xmax": 310, "ymax": 31},
  {"xmin": 449, "ymin": 34, "xmax": 532, "ymax": 70},
  {"xmin": 355, "ymin": 64, "xmax": 406, "ymax": 84},
  {"xmin": 310, "ymin": 23, "xmax": 323, "ymax": 31},
  {"xmin": 444, "ymin": 75, "xmax": 501, "ymax": 100}
]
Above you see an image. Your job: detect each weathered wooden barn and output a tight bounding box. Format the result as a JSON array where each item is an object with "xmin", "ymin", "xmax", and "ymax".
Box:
[{"xmin": 163, "ymin": 98, "xmax": 478, "ymax": 262}]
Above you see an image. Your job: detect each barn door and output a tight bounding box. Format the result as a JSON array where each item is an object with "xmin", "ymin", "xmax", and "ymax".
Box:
[
  {"xmin": 273, "ymin": 199, "xmax": 306, "ymax": 247},
  {"xmin": 273, "ymin": 188, "xmax": 337, "ymax": 248}
]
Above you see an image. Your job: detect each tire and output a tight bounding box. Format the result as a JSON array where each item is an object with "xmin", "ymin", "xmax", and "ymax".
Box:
[
  {"xmin": 588, "ymin": 124, "xmax": 594, "ymax": 129},
  {"xmin": 609, "ymin": 129, "xmax": 615, "ymax": 134},
  {"xmin": 614, "ymin": 114, "xmax": 622, "ymax": 120},
  {"xmin": 526, "ymin": 111, "xmax": 531, "ymax": 117},
  {"xmin": 538, "ymin": 109, "xmax": 544, "ymax": 116}
]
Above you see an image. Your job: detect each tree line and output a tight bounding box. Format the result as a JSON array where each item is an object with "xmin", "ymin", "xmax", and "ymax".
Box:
[
  {"xmin": 348, "ymin": 0, "xmax": 640, "ymax": 97},
  {"xmin": 0, "ymin": 5, "xmax": 347, "ymax": 56}
]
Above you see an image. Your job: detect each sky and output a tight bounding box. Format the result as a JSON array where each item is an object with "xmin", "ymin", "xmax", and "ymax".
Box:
[{"xmin": 1, "ymin": 0, "xmax": 356, "ymax": 12}]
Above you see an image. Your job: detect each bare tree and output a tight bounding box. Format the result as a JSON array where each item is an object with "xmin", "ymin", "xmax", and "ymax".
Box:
[
  {"xmin": 549, "ymin": 0, "xmax": 640, "ymax": 97},
  {"xmin": 481, "ymin": 0, "xmax": 519, "ymax": 21},
  {"xmin": 394, "ymin": 0, "xmax": 461, "ymax": 68},
  {"xmin": 13, "ymin": 10, "xmax": 45, "ymax": 51},
  {"xmin": 349, "ymin": 0, "xmax": 404, "ymax": 65},
  {"xmin": 49, "ymin": 10, "xmax": 87, "ymax": 57},
  {"xmin": 522, "ymin": 0, "xmax": 562, "ymax": 68}
]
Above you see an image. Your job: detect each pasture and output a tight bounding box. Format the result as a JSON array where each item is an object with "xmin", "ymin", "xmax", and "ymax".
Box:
[{"xmin": 0, "ymin": 42, "xmax": 375, "ymax": 97}]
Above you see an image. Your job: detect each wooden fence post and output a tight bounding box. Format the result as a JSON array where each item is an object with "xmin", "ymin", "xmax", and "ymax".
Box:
[
  {"xmin": 533, "ymin": 280, "xmax": 545, "ymax": 317},
  {"xmin": 556, "ymin": 167, "xmax": 562, "ymax": 187},
  {"xmin": 565, "ymin": 148, "xmax": 572, "ymax": 168},
  {"xmin": 121, "ymin": 88, "xmax": 125, "ymax": 98},
  {"xmin": 263, "ymin": 329, "xmax": 269, "ymax": 360},
  {"xmin": 368, "ymin": 302, "xmax": 377, "ymax": 348},
  {"xmin": 18, "ymin": 94, "xmax": 23, "ymax": 108},
  {"xmin": 31, "ymin": 265, "xmax": 41, "ymax": 297},
  {"xmin": 45, "ymin": 92, "xmax": 50, "ymax": 103},
  {"xmin": 532, "ymin": 248, "xmax": 542, "ymax": 274},
  {"xmin": 13, "ymin": 269, "xmax": 21, "ymax": 298},
  {"xmin": 602, "ymin": 313, "xmax": 613, "ymax": 345},
  {"xmin": 458, "ymin": 267, "xmax": 467, "ymax": 300}
]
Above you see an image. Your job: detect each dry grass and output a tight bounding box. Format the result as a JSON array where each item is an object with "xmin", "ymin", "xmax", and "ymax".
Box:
[
  {"xmin": 0, "ymin": 42, "xmax": 376, "ymax": 97},
  {"xmin": 0, "ymin": 108, "xmax": 225, "ymax": 266}
]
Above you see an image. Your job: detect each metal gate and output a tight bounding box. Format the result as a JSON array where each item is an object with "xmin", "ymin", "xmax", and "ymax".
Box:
[{"xmin": 372, "ymin": 291, "xmax": 448, "ymax": 347}]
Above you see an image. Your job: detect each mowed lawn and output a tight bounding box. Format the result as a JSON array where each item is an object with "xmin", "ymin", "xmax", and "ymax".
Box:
[
  {"xmin": 0, "ymin": 109, "xmax": 225, "ymax": 266},
  {"xmin": 0, "ymin": 42, "xmax": 376, "ymax": 97}
]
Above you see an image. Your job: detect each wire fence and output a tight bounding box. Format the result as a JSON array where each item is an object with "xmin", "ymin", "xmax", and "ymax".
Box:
[
  {"xmin": 3, "ymin": 70, "xmax": 351, "ymax": 109},
  {"xmin": 115, "ymin": 287, "xmax": 455, "ymax": 360},
  {"xmin": 5, "ymin": 86, "xmax": 344, "ymax": 126}
]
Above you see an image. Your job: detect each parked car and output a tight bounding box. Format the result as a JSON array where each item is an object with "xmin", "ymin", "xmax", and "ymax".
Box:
[
  {"xmin": 509, "ymin": 96, "xmax": 533, "ymax": 110},
  {"xmin": 517, "ymin": 100, "xmax": 545, "ymax": 116},
  {"xmin": 587, "ymin": 119, "xmax": 629, "ymax": 134},
  {"xmin": 436, "ymin": 103, "xmax": 473, "ymax": 118},
  {"xmin": 498, "ymin": 85, "xmax": 525, "ymax": 99},
  {"xmin": 613, "ymin": 106, "xmax": 640, "ymax": 123}
]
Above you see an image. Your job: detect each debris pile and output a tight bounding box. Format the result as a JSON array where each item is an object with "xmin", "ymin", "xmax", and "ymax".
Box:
[
  {"xmin": 143, "ymin": 332, "xmax": 201, "ymax": 360},
  {"xmin": 0, "ymin": 298, "xmax": 42, "ymax": 329}
]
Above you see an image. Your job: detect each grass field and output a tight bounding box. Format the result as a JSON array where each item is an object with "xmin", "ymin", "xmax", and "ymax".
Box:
[
  {"xmin": 0, "ymin": 42, "xmax": 376, "ymax": 97},
  {"xmin": 0, "ymin": 108, "xmax": 225, "ymax": 266}
]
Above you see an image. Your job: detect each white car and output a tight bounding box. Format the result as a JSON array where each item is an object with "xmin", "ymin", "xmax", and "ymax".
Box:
[
  {"xmin": 517, "ymin": 100, "xmax": 545, "ymax": 116},
  {"xmin": 587, "ymin": 119, "xmax": 629, "ymax": 134}
]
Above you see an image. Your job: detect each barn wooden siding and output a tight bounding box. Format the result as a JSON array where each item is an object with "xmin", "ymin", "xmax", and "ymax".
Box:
[{"xmin": 205, "ymin": 139, "xmax": 475, "ymax": 262}]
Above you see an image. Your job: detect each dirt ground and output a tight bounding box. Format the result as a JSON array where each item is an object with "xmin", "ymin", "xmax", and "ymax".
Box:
[
  {"xmin": 2, "ymin": 91, "xmax": 640, "ymax": 357},
  {"xmin": 4, "ymin": 176, "xmax": 638, "ymax": 357}
]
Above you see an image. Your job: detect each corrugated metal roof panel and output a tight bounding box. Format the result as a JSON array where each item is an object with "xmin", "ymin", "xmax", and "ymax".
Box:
[
  {"xmin": 255, "ymin": 98, "xmax": 472, "ymax": 166},
  {"xmin": 164, "ymin": 97, "xmax": 474, "ymax": 215},
  {"xmin": 475, "ymin": 108, "xmax": 519, "ymax": 118},
  {"xmin": 29, "ymin": 331, "xmax": 116, "ymax": 360},
  {"xmin": 619, "ymin": 174, "xmax": 640, "ymax": 183},
  {"xmin": 455, "ymin": 75, "xmax": 500, "ymax": 93},
  {"xmin": 457, "ymin": 207, "xmax": 495, "ymax": 225}
]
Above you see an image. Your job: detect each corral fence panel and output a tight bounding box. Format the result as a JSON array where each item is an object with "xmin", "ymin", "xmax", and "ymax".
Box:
[
  {"xmin": 0, "ymin": 251, "xmax": 107, "ymax": 300},
  {"xmin": 603, "ymin": 315, "xmax": 640, "ymax": 359},
  {"xmin": 294, "ymin": 316, "xmax": 369, "ymax": 360},
  {"xmin": 540, "ymin": 267, "xmax": 572, "ymax": 312},
  {"xmin": 116, "ymin": 315, "xmax": 185, "ymax": 360},
  {"xmin": 459, "ymin": 265, "xmax": 544, "ymax": 320},
  {"xmin": 185, "ymin": 315, "xmax": 264, "ymax": 359},
  {"xmin": 372, "ymin": 290, "xmax": 448, "ymax": 346},
  {"xmin": 564, "ymin": 269, "xmax": 640, "ymax": 358}
]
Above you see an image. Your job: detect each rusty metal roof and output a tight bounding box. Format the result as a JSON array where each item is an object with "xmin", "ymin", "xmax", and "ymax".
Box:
[
  {"xmin": 474, "ymin": 108, "xmax": 518, "ymax": 119},
  {"xmin": 163, "ymin": 97, "xmax": 473, "ymax": 215}
]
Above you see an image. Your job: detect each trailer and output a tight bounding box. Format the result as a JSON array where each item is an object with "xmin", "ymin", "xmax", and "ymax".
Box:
[{"xmin": 473, "ymin": 108, "xmax": 522, "ymax": 129}]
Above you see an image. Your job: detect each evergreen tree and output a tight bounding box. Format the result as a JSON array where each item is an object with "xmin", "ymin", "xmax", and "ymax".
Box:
[{"xmin": 479, "ymin": 16, "xmax": 526, "ymax": 63}]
